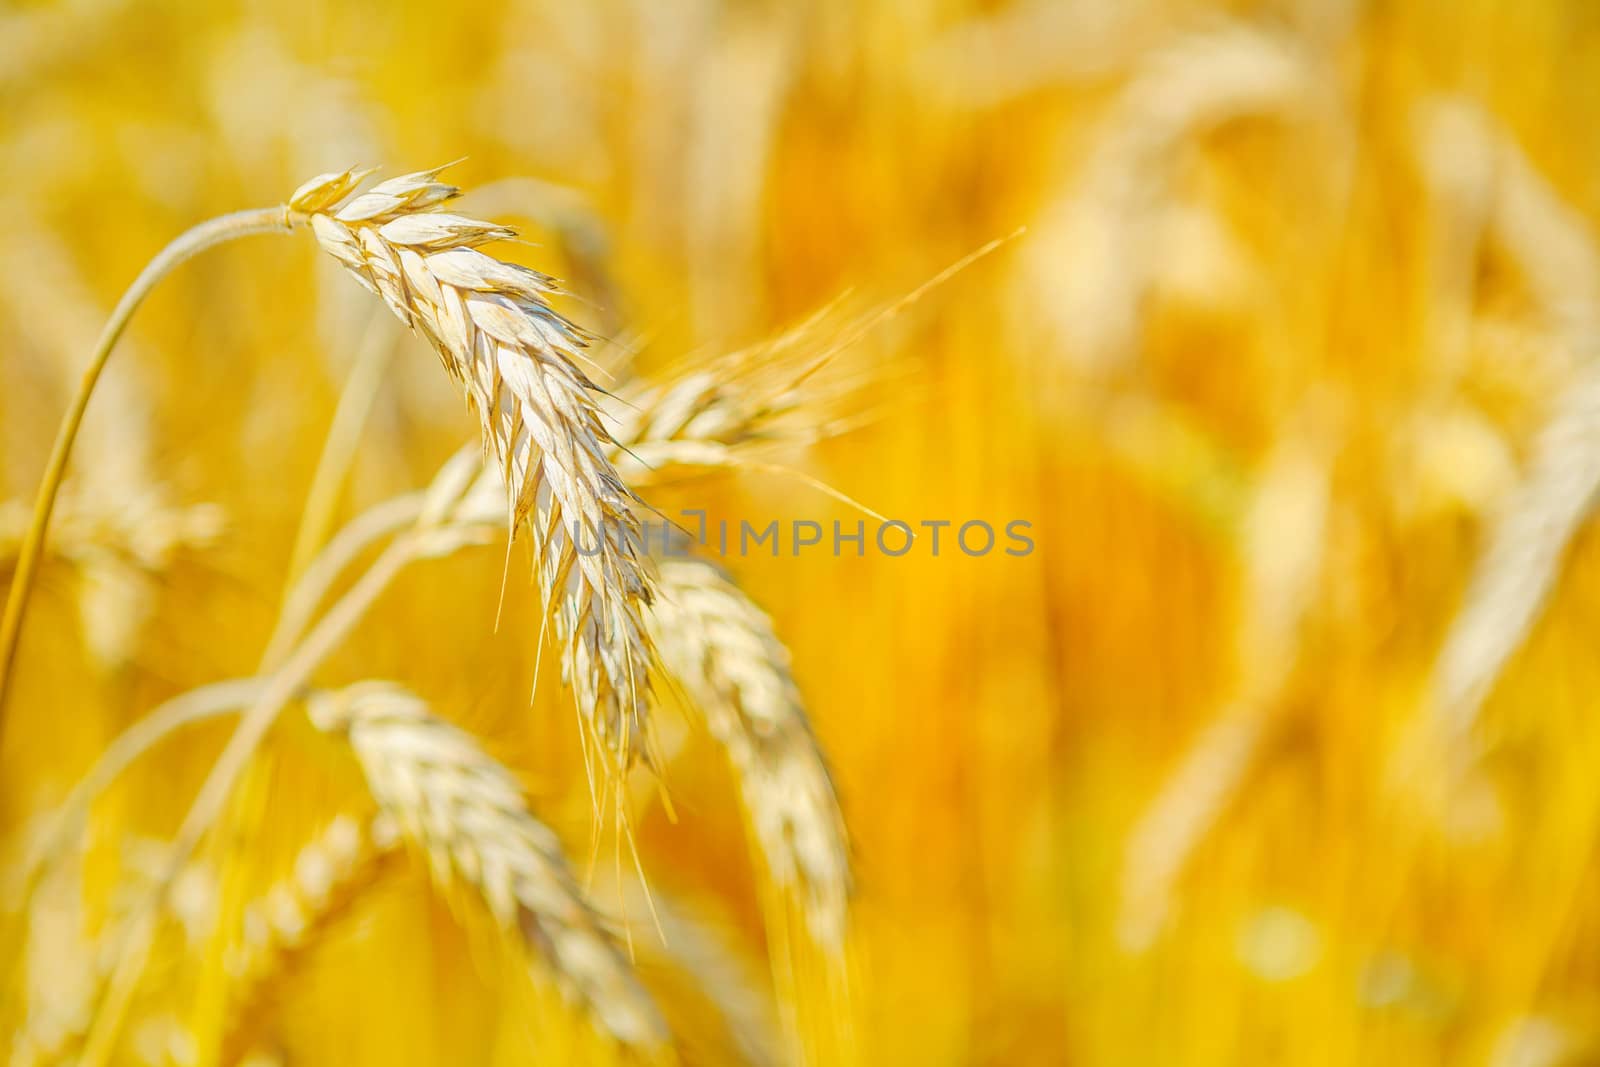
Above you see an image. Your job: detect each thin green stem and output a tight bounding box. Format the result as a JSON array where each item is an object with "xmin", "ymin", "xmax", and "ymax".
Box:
[{"xmin": 0, "ymin": 205, "xmax": 294, "ymax": 738}]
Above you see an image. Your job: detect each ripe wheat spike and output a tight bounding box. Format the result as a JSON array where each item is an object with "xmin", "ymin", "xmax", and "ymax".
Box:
[
  {"xmin": 645, "ymin": 556, "xmax": 850, "ymax": 951},
  {"xmin": 305, "ymin": 681, "xmax": 668, "ymax": 1052},
  {"xmin": 295, "ymin": 166, "xmax": 659, "ymax": 776}
]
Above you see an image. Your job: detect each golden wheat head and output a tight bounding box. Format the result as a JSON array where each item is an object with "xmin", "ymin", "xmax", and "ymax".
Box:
[
  {"xmin": 292, "ymin": 166, "xmax": 658, "ymax": 775},
  {"xmin": 646, "ymin": 556, "xmax": 850, "ymax": 951},
  {"xmin": 306, "ymin": 682, "xmax": 668, "ymax": 1053}
]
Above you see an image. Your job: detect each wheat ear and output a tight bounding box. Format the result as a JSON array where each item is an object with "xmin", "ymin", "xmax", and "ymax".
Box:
[
  {"xmin": 305, "ymin": 681, "xmax": 668, "ymax": 1052},
  {"xmin": 25, "ymin": 455, "xmax": 495, "ymax": 1056},
  {"xmin": 1416, "ymin": 101, "xmax": 1600, "ymax": 743},
  {"xmin": 1026, "ymin": 22, "xmax": 1309, "ymax": 371},
  {"xmin": 1431, "ymin": 361, "xmax": 1600, "ymax": 741},
  {"xmin": 645, "ymin": 557, "xmax": 849, "ymax": 952},
  {"xmin": 295, "ymin": 166, "xmax": 659, "ymax": 775},
  {"xmin": 220, "ymin": 814, "xmax": 399, "ymax": 1065},
  {"xmin": 78, "ymin": 533, "xmax": 458, "ymax": 1065}
]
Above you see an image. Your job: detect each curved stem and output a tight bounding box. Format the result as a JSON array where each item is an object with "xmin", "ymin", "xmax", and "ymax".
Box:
[
  {"xmin": 0, "ymin": 678, "xmax": 266, "ymax": 988},
  {"xmin": 80, "ymin": 532, "xmax": 418, "ymax": 1065},
  {"xmin": 0, "ymin": 205, "xmax": 295, "ymax": 735}
]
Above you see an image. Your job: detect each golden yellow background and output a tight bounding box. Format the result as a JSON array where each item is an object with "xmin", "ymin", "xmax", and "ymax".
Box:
[{"xmin": 6, "ymin": 0, "xmax": 1600, "ymax": 1063}]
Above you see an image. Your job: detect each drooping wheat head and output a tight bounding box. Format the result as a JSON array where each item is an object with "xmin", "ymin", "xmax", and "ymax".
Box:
[
  {"xmin": 304, "ymin": 681, "xmax": 668, "ymax": 1053},
  {"xmin": 644, "ymin": 556, "xmax": 849, "ymax": 952},
  {"xmin": 291, "ymin": 166, "xmax": 658, "ymax": 776},
  {"xmin": 221, "ymin": 814, "xmax": 399, "ymax": 1064}
]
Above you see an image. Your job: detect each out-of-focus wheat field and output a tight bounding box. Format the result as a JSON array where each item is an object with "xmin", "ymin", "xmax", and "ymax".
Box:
[{"xmin": 6, "ymin": 0, "xmax": 1600, "ymax": 1064}]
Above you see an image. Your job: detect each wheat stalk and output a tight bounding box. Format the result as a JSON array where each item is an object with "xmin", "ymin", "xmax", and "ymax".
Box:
[
  {"xmin": 644, "ymin": 556, "xmax": 849, "ymax": 952},
  {"xmin": 305, "ymin": 681, "xmax": 668, "ymax": 1052},
  {"xmin": 293, "ymin": 166, "xmax": 660, "ymax": 776},
  {"xmin": 0, "ymin": 210, "xmax": 229, "ymax": 668},
  {"xmin": 1117, "ymin": 431, "xmax": 1331, "ymax": 951},
  {"xmin": 55, "ymin": 446, "xmax": 509, "ymax": 1061},
  {"xmin": 0, "ymin": 205, "xmax": 292, "ymax": 729},
  {"xmin": 22, "ymin": 166, "xmax": 857, "ymax": 1057},
  {"xmin": 78, "ymin": 531, "xmax": 446, "ymax": 1064}
]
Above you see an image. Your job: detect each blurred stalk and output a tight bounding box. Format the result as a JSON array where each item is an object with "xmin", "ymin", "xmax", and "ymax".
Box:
[
  {"xmin": 0, "ymin": 206, "xmax": 294, "ymax": 737},
  {"xmin": 281, "ymin": 308, "xmax": 396, "ymax": 588},
  {"xmin": 0, "ymin": 678, "xmax": 268, "ymax": 1001},
  {"xmin": 81, "ymin": 532, "xmax": 418, "ymax": 1065}
]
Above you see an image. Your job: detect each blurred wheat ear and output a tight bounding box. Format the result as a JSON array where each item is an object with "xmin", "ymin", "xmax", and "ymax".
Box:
[
  {"xmin": 220, "ymin": 814, "xmax": 400, "ymax": 1065},
  {"xmin": 306, "ymin": 682, "xmax": 669, "ymax": 1053},
  {"xmin": 646, "ymin": 555, "xmax": 851, "ymax": 954}
]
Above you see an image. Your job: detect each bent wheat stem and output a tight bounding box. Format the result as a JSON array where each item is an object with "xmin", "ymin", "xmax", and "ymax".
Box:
[
  {"xmin": 80, "ymin": 534, "xmax": 416, "ymax": 1065},
  {"xmin": 259, "ymin": 492, "xmax": 424, "ymax": 670},
  {"xmin": 10, "ymin": 681, "xmax": 266, "ymax": 921},
  {"xmin": 0, "ymin": 206, "xmax": 294, "ymax": 732}
]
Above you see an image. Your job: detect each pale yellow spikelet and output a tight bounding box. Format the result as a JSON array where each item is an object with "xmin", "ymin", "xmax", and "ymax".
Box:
[
  {"xmin": 1025, "ymin": 22, "xmax": 1312, "ymax": 371},
  {"xmin": 1431, "ymin": 361, "xmax": 1600, "ymax": 741},
  {"xmin": 1414, "ymin": 100, "xmax": 1600, "ymax": 748},
  {"xmin": 605, "ymin": 363, "xmax": 817, "ymax": 482},
  {"xmin": 645, "ymin": 556, "xmax": 850, "ymax": 952},
  {"xmin": 221, "ymin": 815, "xmax": 398, "ymax": 1064},
  {"xmin": 305, "ymin": 682, "xmax": 669, "ymax": 1053},
  {"xmin": 297, "ymin": 166, "xmax": 658, "ymax": 774},
  {"xmin": 603, "ymin": 293, "xmax": 908, "ymax": 486}
]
